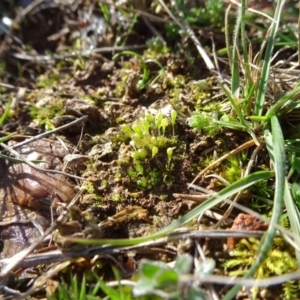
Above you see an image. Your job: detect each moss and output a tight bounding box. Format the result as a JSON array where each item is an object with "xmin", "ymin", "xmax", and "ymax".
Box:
[
  {"xmin": 37, "ymin": 73, "xmax": 60, "ymax": 89},
  {"xmin": 224, "ymin": 237, "xmax": 298, "ymax": 299},
  {"xmin": 159, "ymin": 195, "xmax": 168, "ymax": 201},
  {"xmin": 220, "ymin": 155, "xmax": 242, "ymax": 184},
  {"xmin": 81, "ymin": 180, "xmax": 96, "ymax": 195},
  {"xmin": 112, "ymin": 72, "xmax": 127, "ymax": 98},
  {"xmin": 112, "ymin": 194, "xmax": 122, "ymax": 202},
  {"xmin": 145, "ymin": 37, "xmax": 170, "ymax": 56},
  {"xmin": 29, "ymin": 98, "xmax": 65, "ymax": 130}
]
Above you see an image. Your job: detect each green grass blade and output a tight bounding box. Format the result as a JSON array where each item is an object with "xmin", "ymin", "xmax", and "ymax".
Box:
[
  {"xmin": 284, "ymin": 179, "xmax": 300, "ymax": 266},
  {"xmin": 254, "ymin": 0, "xmax": 285, "ymax": 117},
  {"xmin": 218, "ymin": 81, "xmax": 247, "ymax": 127},
  {"xmin": 225, "ymin": 4, "xmax": 232, "ymax": 70},
  {"xmin": 0, "ymin": 100, "xmax": 11, "ymax": 128},
  {"xmin": 79, "ymin": 275, "xmax": 86, "ymax": 300},
  {"xmin": 0, "ymin": 132, "xmax": 15, "ymax": 143},
  {"xmin": 244, "ymin": 82, "xmax": 257, "ymax": 116},
  {"xmin": 224, "ymin": 115, "xmax": 285, "ymax": 299},
  {"xmin": 266, "ymin": 83, "xmax": 300, "ymax": 120},
  {"xmin": 240, "ymin": 0, "xmax": 250, "ymax": 83},
  {"xmin": 72, "ymin": 275, "xmax": 79, "ymax": 300},
  {"xmin": 231, "ymin": 5, "xmax": 241, "ymax": 97}
]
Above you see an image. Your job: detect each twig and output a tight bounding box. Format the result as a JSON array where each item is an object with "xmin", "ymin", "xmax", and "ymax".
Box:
[
  {"xmin": 0, "ymin": 229, "xmax": 268, "ymax": 271},
  {"xmin": 173, "ymin": 193, "xmax": 213, "ymax": 203},
  {"xmin": 4, "ymin": 115, "xmax": 88, "ymax": 152},
  {"xmin": 10, "ymin": 45, "xmax": 147, "ymax": 63}
]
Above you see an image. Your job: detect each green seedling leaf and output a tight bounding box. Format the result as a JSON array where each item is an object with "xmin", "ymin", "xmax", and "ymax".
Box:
[
  {"xmin": 121, "ymin": 124, "xmax": 133, "ymax": 136},
  {"xmin": 99, "ymin": 4, "xmax": 111, "ymax": 25},
  {"xmin": 214, "ymin": 120, "xmax": 247, "ymax": 130},
  {"xmin": 174, "ymin": 255, "xmax": 193, "ymax": 274},
  {"xmin": 132, "ymin": 149, "xmax": 148, "ymax": 160},
  {"xmin": 155, "ymin": 111, "xmax": 163, "ymax": 129},
  {"xmin": 139, "ymin": 260, "xmax": 172, "ymax": 279},
  {"xmin": 218, "ymin": 81, "xmax": 247, "ymax": 128},
  {"xmin": 161, "ymin": 117, "xmax": 168, "ymax": 135},
  {"xmin": 131, "ymin": 133, "xmax": 143, "ymax": 148},
  {"xmin": 195, "ymin": 258, "xmax": 216, "ymax": 278},
  {"xmin": 138, "ymin": 67, "xmax": 150, "ymax": 90},
  {"xmin": 187, "ymin": 111, "xmax": 210, "ymax": 131},
  {"xmin": 132, "ymin": 124, "xmax": 143, "ymax": 136},
  {"xmin": 291, "ymin": 154, "xmax": 300, "ymax": 169},
  {"xmin": 144, "ymin": 58, "xmax": 164, "ymax": 70},
  {"xmin": 171, "ymin": 109, "xmax": 177, "ymax": 135},
  {"xmin": 266, "ymin": 84, "xmax": 300, "ymax": 120},
  {"xmin": 145, "ymin": 113, "xmax": 155, "ymax": 125},
  {"xmin": 151, "ymin": 146, "xmax": 158, "ymax": 158},
  {"xmin": 134, "ymin": 259, "xmax": 178, "ymax": 297},
  {"xmin": 166, "ymin": 147, "xmax": 175, "ymax": 161},
  {"xmin": 155, "ymin": 268, "xmax": 178, "ymax": 287},
  {"xmin": 231, "ymin": 11, "xmax": 241, "ymax": 97},
  {"xmin": 254, "ymin": 0, "xmax": 287, "ymax": 118},
  {"xmin": 71, "ymin": 274, "xmax": 79, "ymax": 300},
  {"xmin": 140, "ymin": 119, "xmax": 150, "ymax": 135},
  {"xmin": 216, "ymin": 115, "xmax": 248, "ymax": 130}
]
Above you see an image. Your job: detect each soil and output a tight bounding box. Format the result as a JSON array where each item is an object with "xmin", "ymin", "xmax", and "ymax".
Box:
[{"xmin": 0, "ymin": 1, "xmax": 298, "ymax": 299}]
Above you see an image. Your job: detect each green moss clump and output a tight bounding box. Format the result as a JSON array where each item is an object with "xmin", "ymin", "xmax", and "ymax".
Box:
[
  {"xmin": 29, "ymin": 98, "xmax": 65, "ymax": 130},
  {"xmin": 220, "ymin": 155, "xmax": 242, "ymax": 184},
  {"xmin": 224, "ymin": 237, "xmax": 298, "ymax": 299}
]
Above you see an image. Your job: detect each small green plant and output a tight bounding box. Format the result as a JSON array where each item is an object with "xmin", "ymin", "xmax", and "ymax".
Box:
[
  {"xmin": 99, "ymin": 3, "xmax": 111, "ymax": 25},
  {"xmin": 49, "ymin": 269, "xmax": 134, "ymax": 300},
  {"xmin": 121, "ymin": 110, "xmax": 177, "ymax": 161},
  {"xmin": 133, "ymin": 255, "xmax": 212, "ymax": 299},
  {"xmin": 145, "ymin": 37, "xmax": 169, "ymax": 55},
  {"xmin": 183, "ymin": 0, "xmax": 224, "ymax": 26},
  {"xmin": 0, "ymin": 99, "xmax": 12, "ymax": 127},
  {"xmin": 29, "ymin": 98, "xmax": 65, "ymax": 130},
  {"xmin": 98, "ymin": 267, "xmax": 134, "ymax": 300},
  {"xmin": 187, "ymin": 111, "xmax": 220, "ymax": 135},
  {"xmin": 37, "ymin": 73, "xmax": 60, "ymax": 89},
  {"xmin": 49, "ymin": 274, "xmax": 95, "ymax": 300},
  {"xmin": 113, "ymin": 51, "xmax": 164, "ymax": 90},
  {"xmin": 118, "ymin": 110, "xmax": 179, "ymax": 189},
  {"xmin": 164, "ymin": 0, "xmax": 225, "ymax": 42}
]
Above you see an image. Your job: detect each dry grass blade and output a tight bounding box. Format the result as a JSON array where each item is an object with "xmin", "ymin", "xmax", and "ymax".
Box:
[{"xmin": 0, "ymin": 142, "xmax": 83, "ymax": 181}]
